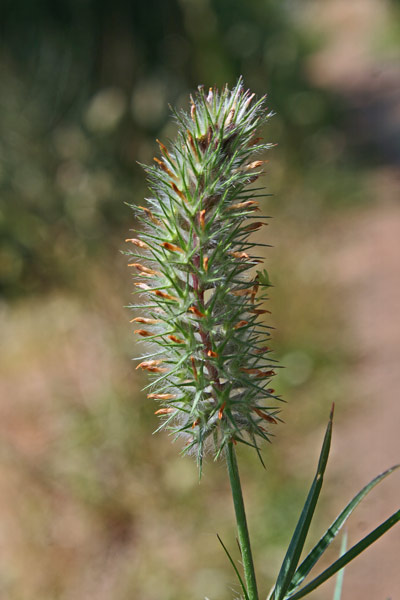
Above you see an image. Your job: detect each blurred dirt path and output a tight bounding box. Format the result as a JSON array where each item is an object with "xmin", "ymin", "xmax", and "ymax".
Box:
[{"xmin": 326, "ymin": 196, "xmax": 400, "ymax": 599}]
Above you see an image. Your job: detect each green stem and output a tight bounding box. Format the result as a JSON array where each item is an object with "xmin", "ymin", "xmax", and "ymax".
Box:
[{"xmin": 226, "ymin": 441, "xmax": 259, "ymax": 600}]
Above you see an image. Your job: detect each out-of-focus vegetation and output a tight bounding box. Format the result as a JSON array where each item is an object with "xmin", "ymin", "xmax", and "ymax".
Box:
[
  {"xmin": 1, "ymin": 0, "xmax": 360, "ymax": 299},
  {"xmin": 1, "ymin": 1, "xmax": 399, "ymax": 599}
]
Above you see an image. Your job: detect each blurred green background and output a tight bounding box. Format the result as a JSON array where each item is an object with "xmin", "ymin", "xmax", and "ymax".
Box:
[{"xmin": 1, "ymin": 1, "xmax": 400, "ymax": 599}]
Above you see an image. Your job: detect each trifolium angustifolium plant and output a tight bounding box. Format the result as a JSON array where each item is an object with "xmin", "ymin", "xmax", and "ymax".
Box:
[
  {"xmin": 124, "ymin": 80, "xmax": 400, "ymax": 600},
  {"xmin": 126, "ymin": 78, "xmax": 280, "ymax": 471}
]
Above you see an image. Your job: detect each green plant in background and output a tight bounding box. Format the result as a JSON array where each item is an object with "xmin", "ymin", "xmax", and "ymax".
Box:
[
  {"xmin": 1, "ymin": 0, "xmax": 360, "ymax": 300},
  {"xmin": 127, "ymin": 80, "xmax": 400, "ymax": 600}
]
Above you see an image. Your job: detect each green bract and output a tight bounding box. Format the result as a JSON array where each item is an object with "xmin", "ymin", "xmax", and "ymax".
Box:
[{"xmin": 127, "ymin": 79, "xmax": 279, "ymax": 468}]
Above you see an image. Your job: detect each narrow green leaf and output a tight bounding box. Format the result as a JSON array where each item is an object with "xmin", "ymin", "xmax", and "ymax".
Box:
[
  {"xmin": 271, "ymin": 406, "xmax": 334, "ymax": 600},
  {"xmin": 256, "ymin": 268, "xmax": 272, "ymax": 287},
  {"xmin": 332, "ymin": 531, "xmax": 347, "ymax": 600},
  {"xmin": 286, "ymin": 464, "xmax": 400, "ymax": 594},
  {"xmin": 286, "ymin": 509, "xmax": 400, "ymax": 600},
  {"xmin": 217, "ymin": 534, "xmax": 250, "ymax": 600}
]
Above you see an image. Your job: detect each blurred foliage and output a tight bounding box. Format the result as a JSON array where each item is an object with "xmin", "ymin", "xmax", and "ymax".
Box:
[{"xmin": 0, "ymin": 0, "xmax": 353, "ymax": 299}]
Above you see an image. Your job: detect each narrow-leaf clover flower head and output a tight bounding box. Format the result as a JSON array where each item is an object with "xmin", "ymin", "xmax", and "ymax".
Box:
[{"xmin": 127, "ymin": 78, "xmax": 281, "ymax": 469}]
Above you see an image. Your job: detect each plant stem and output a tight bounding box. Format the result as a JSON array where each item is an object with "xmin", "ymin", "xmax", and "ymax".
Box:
[{"xmin": 226, "ymin": 441, "xmax": 259, "ymax": 600}]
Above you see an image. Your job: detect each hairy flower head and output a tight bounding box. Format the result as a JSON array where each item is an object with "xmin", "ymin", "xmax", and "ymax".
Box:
[{"xmin": 127, "ymin": 78, "xmax": 281, "ymax": 468}]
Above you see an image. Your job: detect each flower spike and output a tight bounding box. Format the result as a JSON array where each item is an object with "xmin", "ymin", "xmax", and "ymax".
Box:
[{"xmin": 127, "ymin": 78, "xmax": 278, "ymax": 468}]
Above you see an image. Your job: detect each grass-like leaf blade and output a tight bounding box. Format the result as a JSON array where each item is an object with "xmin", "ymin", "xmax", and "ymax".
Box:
[
  {"xmin": 332, "ymin": 531, "xmax": 347, "ymax": 600},
  {"xmin": 217, "ymin": 534, "xmax": 250, "ymax": 600},
  {"xmin": 286, "ymin": 464, "xmax": 400, "ymax": 595},
  {"xmin": 270, "ymin": 406, "xmax": 334, "ymax": 600},
  {"xmin": 285, "ymin": 509, "xmax": 400, "ymax": 600}
]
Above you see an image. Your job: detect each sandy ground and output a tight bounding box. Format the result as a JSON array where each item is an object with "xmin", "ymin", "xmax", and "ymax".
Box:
[
  {"xmin": 326, "ymin": 195, "xmax": 400, "ymax": 599},
  {"xmin": 303, "ymin": 0, "xmax": 400, "ymax": 595}
]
